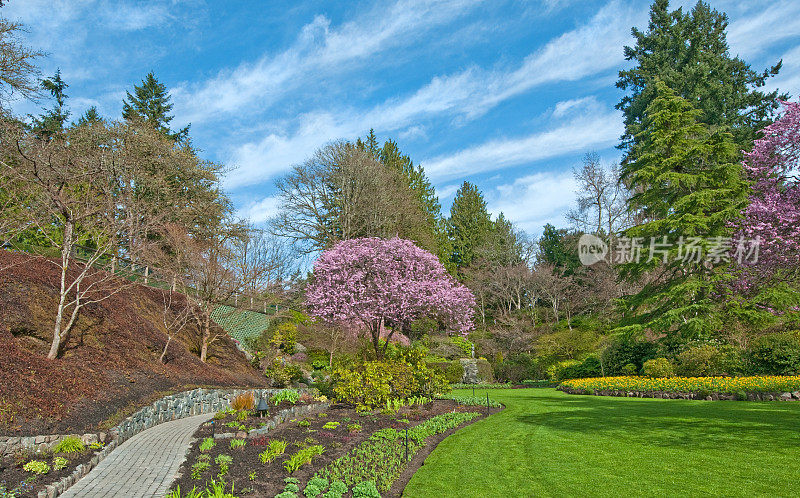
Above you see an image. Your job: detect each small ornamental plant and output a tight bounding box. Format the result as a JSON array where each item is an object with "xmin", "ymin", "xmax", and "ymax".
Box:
[
  {"xmin": 23, "ymin": 460, "xmax": 50, "ymax": 474},
  {"xmin": 53, "ymin": 436, "xmax": 85, "ymax": 454}
]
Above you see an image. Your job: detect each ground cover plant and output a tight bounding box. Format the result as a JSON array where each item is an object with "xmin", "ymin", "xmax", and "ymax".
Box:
[
  {"xmin": 406, "ymin": 388, "xmax": 800, "ymax": 497},
  {"xmin": 559, "ymin": 375, "xmax": 800, "ymax": 395},
  {"xmin": 170, "ymin": 398, "xmax": 500, "ymax": 497},
  {"xmin": 0, "ymin": 437, "xmax": 106, "ymax": 498}
]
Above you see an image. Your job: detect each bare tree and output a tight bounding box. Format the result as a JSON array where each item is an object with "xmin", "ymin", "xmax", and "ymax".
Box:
[
  {"xmin": 271, "ymin": 141, "xmax": 433, "ymax": 254},
  {"xmin": 168, "ymin": 224, "xmax": 285, "ymax": 362},
  {"xmin": 0, "ymin": 120, "xmax": 188, "ymax": 359},
  {"xmin": 567, "ymin": 152, "xmax": 631, "ymax": 237},
  {"xmin": 0, "ymin": 18, "xmax": 43, "ymax": 105},
  {"xmin": 159, "ymin": 288, "xmax": 192, "ymax": 364}
]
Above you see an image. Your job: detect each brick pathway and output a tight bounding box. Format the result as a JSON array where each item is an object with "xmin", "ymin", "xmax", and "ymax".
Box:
[{"xmin": 61, "ymin": 413, "xmax": 214, "ymax": 498}]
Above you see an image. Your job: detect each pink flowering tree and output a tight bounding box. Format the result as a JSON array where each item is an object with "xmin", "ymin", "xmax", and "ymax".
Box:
[
  {"xmin": 305, "ymin": 237, "xmax": 476, "ymax": 358},
  {"xmin": 732, "ymin": 100, "xmax": 800, "ymax": 293}
]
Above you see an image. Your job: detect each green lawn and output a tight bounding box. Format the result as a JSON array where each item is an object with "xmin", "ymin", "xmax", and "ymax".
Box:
[{"xmin": 405, "ymin": 388, "xmax": 800, "ymax": 497}]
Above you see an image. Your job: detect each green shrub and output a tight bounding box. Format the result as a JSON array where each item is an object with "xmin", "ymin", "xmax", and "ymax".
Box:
[
  {"xmin": 427, "ymin": 361, "xmax": 464, "ymax": 384},
  {"xmin": 271, "ymin": 389, "xmax": 300, "ymax": 405},
  {"xmin": 284, "ymin": 445, "xmax": 324, "ymax": 473},
  {"xmin": 259, "ymin": 439, "xmax": 288, "ymax": 463},
  {"xmin": 450, "ymin": 336, "xmax": 473, "ymax": 357},
  {"xmin": 351, "ymin": 481, "xmax": 380, "ymax": 498},
  {"xmin": 602, "ymin": 337, "xmax": 658, "ymax": 375},
  {"xmin": 270, "ymin": 322, "xmax": 299, "ymax": 355},
  {"xmin": 191, "ymin": 460, "xmax": 209, "ymax": 479},
  {"xmin": 199, "ymin": 437, "xmax": 216, "ymax": 453},
  {"xmin": 747, "ymin": 334, "xmax": 800, "ymax": 375},
  {"xmin": 323, "ymin": 421, "xmax": 339, "ymax": 430},
  {"xmin": 53, "ymin": 456, "xmax": 68, "ymax": 471},
  {"xmin": 215, "ymin": 454, "xmax": 233, "ymax": 477},
  {"xmin": 53, "ymin": 436, "xmax": 85, "ymax": 454},
  {"xmin": 549, "ymin": 356, "xmax": 602, "ymax": 381},
  {"xmin": 324, "ymin": 481, "xmax": 347, "ymax": 498},
  {"xmin": 230, "ymin": 438, "xmax": 246, "ymax": 450},
  {"xmin": 332, "ymin": 356, "xmax": 447, "ymax": 410},
  {"xmin": 642, "ymin": 358, "xmax": 675, "ymax": 378},
  {"xmin": 265, "ymin": 359, "xmax": 304, "ymax": 388},
  {"xmin": 23, "ymin": 460, "xmax": 50, "ymax": 474},
  {"xmin": 676, "ymin": 344, "xmax": 743, "ymax": 376},
  {"xmin": 734, "ymin": 390, "xmax": 748, "ymax": 401},
  {"xmin": 696, "ymin": 389, "xmax": 712, "ymax": 399},
  {"xmin": 476, "ymin": 358, "xmax": 494, "ymax": 383},
  {"xmin": 493, "ymin": 353, "xmax": 539, "ymax": 383}
]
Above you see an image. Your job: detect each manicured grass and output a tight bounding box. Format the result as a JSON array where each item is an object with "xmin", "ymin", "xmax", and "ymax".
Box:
[{"xmin": 405, "ymin": 388, "xmax": 800, "ymax": 497}]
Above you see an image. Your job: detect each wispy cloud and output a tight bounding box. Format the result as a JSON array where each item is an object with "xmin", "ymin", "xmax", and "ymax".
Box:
[
  {"xmin": 726, "ymin": 0, "xmax": 800, "ymax": 59},
  {"xmin": 221, "ymin": 1, "xmax": 639, "ymax": 189},
  {"xmin": 422, "ymin": 98, "xmax": 623, "ymax": 182},
  {"xmin": 172, "ymin": 0, "xmax": 484, "ymax": 124},
  {"xmin": 239, "ymin": 195, "xmax": 282, "ymax": 224},
  {"xmin": 486, "ymin": 170, "xmax": 577, "ymax": 236}
]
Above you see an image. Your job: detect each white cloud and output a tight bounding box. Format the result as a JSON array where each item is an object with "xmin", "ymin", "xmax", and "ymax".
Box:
[
  {"xmin": 172, "ymin": 0, "xmax": 484, "ymax": 124},
  {"xmin": 436, "ymin": 183, "xmax": 460, "ymax": 200},
  {"xmin": 220, "ymin": 1, "xmax": 639, "ymax": 189},
  {"xmin": 769, "ymin": 45, "xmax": 800, "ymax": 96},
  {"xmin": 422, "ymin": 100, "xmax": 623, "ymax": 182},
  {"xmin": 239, "ymin": 195, "xmax": 282, "ymax": 224},
  {"xmin": 486, "ymin": 170, "xmax": 577, "ymax": 235},
  {"xmin": 726, "ymin": 1, "xmax": 800, "ymax": 59}
]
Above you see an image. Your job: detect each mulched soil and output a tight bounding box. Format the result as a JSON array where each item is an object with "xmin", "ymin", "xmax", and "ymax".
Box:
[
  {"xmin": 0, "ymin": 447, "xmax": 99, "ymax": 498},
  {"xmin": 172, "ymin": 400, "xmax": 502, "ymax": 497},
  {"xmin": 0, "ymin": 249, "xmax": 266, "ymax": 436}
]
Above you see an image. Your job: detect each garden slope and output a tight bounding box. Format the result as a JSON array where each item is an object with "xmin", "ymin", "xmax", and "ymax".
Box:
[{"xmin": 0, "ymin": 250, "xmax": 265, "ymax": 436}]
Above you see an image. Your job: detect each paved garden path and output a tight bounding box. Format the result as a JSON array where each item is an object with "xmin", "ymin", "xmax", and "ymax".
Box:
[{"xmin": 61, "ymin": 413, "xmax": 214, "ymax": 498}]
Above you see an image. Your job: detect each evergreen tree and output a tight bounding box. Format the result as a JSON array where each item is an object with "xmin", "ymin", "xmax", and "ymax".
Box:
[
  {"xmin": 538, "ymin": 223, "xmax": 581, "ymax": 275},
  {"xmin": 122, "ymin": 72, "xmax": 189, "ymax": 142},
  {"xmin": 616, "ymin": 80, "xmax": 748, "ymax": 342},
  {"xmin": 617, "ymin": 0, "xmax": 783, "ymax": 162},
  {"xmin": 76, "ymin": 106, "xmax": 102, "ymax": 126},
  {"xmin": 356, "ymin": 130, "xmax": 455, "ymax": 273},
  {"xmin": 448, "ymin": 181, "xmax": 492, "ymax": 274},
  {"xmin": 30, "ymin": 69, "xmax": 69, "ymax": 137}
]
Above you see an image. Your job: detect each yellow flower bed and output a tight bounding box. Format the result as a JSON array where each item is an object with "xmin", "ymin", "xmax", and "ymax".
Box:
[{"xmin": 560, "ymin": 376, "xmax": 800, "ymax": 394}]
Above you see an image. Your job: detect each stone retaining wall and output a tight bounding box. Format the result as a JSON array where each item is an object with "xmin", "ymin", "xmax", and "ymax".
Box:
[
  {"xmin": 1, "ymin": 388, "xmax": 313, "ymax": 458},
  {"xmin": 0, "ymin": 387, "xmax": 317, "ymax": 498}
]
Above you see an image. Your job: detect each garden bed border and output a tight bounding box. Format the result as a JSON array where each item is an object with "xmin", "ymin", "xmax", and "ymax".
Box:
[
  {"xmin": 0, "ymin": 387, "xmax": 316, "ymax": 498},
  {"xmin": 559, "ymin": 386, "xmax": 800, "ymax": 401}
]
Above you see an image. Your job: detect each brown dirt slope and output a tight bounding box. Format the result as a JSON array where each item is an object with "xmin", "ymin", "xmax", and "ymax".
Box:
[{"xmin": 0, "ymin": 250, "xmax": 265, "ymax": 436}]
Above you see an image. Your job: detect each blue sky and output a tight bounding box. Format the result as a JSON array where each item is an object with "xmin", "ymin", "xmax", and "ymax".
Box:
[{"xmin": 6, "ymin": 0, "xmax": 800, "ymax": 236}]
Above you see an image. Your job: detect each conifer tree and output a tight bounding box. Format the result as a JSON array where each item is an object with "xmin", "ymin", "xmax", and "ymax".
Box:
[
  {"xmin": 76, "ymin": 106, "xmax": 102, "ymax": 126},
  {"xmin": 448, "ymin": 181, "xmax": 492, "ymax": 274},
  {"xmin": 122, "ymin": 72, "xmax": 189, "ymax": 142},
  {"xmin": 616, "ymin": 80, "xmax": 748, "ymax": 342},
  {"xmin": 617, "ymin": 0, "xmax": 783, "ymax": 162},
  {"xmin": 30, "ymin": 69, "xmax": 69, "ymax": 137}
]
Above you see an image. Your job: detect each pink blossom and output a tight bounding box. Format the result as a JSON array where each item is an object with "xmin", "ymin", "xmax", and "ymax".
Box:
[{"xmin": 305, "ymin": 237, "xmax": 476, "ymax": 350}]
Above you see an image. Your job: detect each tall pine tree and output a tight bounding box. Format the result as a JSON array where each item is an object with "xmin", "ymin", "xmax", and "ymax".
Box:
[
  {"xmin": 616, "ymin": 80, "xmax": 748, "ymax": 342},
  {"xmin": 617, "ymin": 0, "xmax": 783, "ymax": 163},
  {"xmin": 448, "ymin": 181, "xmax": 492, "ymax": 275},
  {"xmin": 30, "ymin": 69, "xmax": 69, "ymax": 138},
  {"xmin": 122, "ymin": 72, "xmax": 189, "ymax": 142}
]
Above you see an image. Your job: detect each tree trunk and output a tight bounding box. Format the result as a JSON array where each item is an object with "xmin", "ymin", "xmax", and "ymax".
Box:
[
  {"xmin": 48, "ymin": 221, "xmax": 74, "ymax": 360},
  {"xmin": 160, "ymin": 335, "xmax": 172, "ymax": 364},
  {"xmin": 200, "ymin": 314, "xmax": 210, "ymax": 362}
]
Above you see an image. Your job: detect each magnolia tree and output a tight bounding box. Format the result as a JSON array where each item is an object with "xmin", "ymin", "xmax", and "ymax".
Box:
[
  {"xmin": 732, "ymin": 101, "xmax": 800, "ymax": 293},
  {"xmin": 305, "ymin": 237, "xmax": 476, "ymax": 358}
]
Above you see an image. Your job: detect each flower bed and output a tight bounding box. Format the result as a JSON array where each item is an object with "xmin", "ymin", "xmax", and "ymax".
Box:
[
  {"xmin": 0, "ymin": 437, "xmax": 106, "ymax": 498},
  {"xmin": 169, "ymin": 398, "xmax": 502, "ymax": 497},
  {"xmin": 559, "ymin": 376, "xmax": 800, "ymax": 399}
]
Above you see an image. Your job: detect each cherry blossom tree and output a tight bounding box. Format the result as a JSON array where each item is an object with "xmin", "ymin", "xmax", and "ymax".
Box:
[
  {"xmin": 305, "ymin": 237, "xmax": 476, "ymax": 358},
  {"xmin": 732, "ymin": 101, "xmax": 800, "ymax": 292}
]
